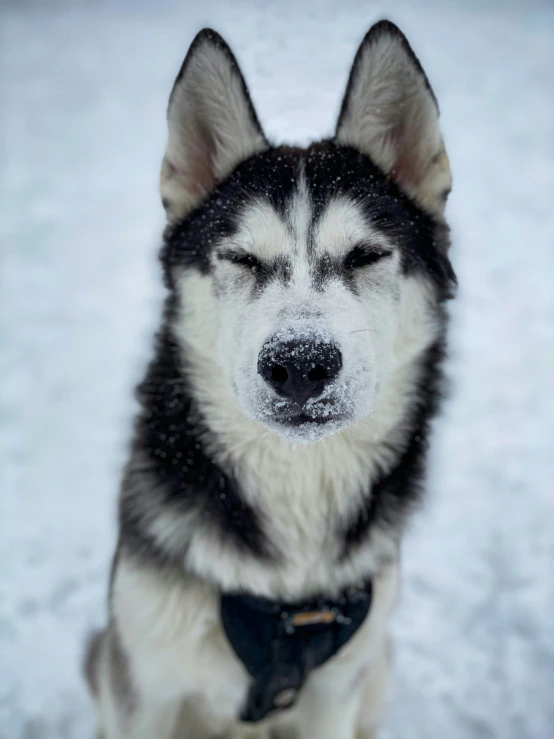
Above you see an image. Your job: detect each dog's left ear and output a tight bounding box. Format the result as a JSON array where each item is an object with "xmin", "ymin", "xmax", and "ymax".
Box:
[
  {"xmin": 161, "ymin": 29, "xmax": 268, "ymax": 222},
  {"xmin": 336, "ymin": 21, "xmax": 451, "ymax": 218}
]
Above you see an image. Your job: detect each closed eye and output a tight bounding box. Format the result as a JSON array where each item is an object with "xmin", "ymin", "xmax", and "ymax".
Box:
[
  {"xmin": 218, "ymin": 249, "xmax": 264, "ymax": 274},
  {"xmin": 344, "ymin": 245, "xmax": 392, "ymax": 271}
]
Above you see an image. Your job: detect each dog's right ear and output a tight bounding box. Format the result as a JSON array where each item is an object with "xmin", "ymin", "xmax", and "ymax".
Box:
[
  {"xmin": 335, "ymin": 21, "xmax": 451, "ymax": 218},
  {"xmin": 161, "ymin": 29, "xmax": 268, "ymax": 222}
]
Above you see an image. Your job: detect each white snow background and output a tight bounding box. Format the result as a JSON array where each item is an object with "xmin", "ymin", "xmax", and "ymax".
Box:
[{"xmin": 1, "ymin": 0, "xmax": 553, "ymax": 737}]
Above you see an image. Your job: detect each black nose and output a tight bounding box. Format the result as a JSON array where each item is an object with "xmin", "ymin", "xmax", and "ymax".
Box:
[{"xmin": 257, "ymin": 338, "xmax": 342, "ymax": 406}]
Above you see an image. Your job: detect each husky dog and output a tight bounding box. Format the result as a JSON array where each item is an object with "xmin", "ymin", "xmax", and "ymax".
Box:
[{"xmin": 85, "ymin": 20, "xmax": 456, "ymax": 739}]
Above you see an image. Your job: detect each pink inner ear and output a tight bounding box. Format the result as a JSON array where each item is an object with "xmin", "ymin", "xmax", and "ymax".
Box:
[
  {"xmin": 387, "ymin": 123, "xmax": 426, "ymax": 191},
  {"xmin": 187, "ymin": 126, "xmax": 218, "ymax": 198},
  {"xmin": 390, "ymin": 152, "xmax": 416, "ymax": 189}
]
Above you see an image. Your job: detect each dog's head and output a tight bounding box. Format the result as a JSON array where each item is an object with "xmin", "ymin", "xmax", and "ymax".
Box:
[{"xmin": 160, "ymin": 22, "xmax": 455, "ymax": 443}]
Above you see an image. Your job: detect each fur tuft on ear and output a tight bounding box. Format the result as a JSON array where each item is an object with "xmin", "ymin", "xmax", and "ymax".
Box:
[
  {"xmin": 336, "ymin": 21, "xmax": 451, "ymax": 217},
  {"xmin": 161, "ymin": 29, "xmax": 268, "ymax": 222}
]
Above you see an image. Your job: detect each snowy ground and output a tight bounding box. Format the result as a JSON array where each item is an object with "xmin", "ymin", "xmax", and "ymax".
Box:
[{"xmin": 1, "ymin": 0, "xmax": 553, "ymax": 737}]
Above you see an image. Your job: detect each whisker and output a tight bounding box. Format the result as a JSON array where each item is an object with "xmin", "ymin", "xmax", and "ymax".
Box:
[{"xmin": 349, "ymin": 328, "xmax": 381, "ymax": 335}]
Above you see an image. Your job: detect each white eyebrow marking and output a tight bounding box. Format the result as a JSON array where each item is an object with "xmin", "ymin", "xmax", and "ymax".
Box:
[
  {"xmin": 314, "ymin": 196, "xmax": 392, "ymax": 258},
  {"xmin": 216, "ymin": 169, "xmax": 313, "ymax": 270},
  {"xmin": 222, "ymin": 200, "xmax": 293, "ymax": 261}
]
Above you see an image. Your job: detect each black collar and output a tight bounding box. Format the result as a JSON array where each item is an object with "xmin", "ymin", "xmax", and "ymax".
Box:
[{"xmin": 220, "ymin": 580, "xmax": 373, "ymax": 723}]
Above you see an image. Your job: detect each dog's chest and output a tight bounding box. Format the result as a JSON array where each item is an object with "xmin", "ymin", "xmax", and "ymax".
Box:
[
  {"xmin": 181, "ymin": 417, "xmax": 400, "ymax": 598},
  {"xmin": 224, "ymin": 434, "xmax": 384, "ymax": 597}
]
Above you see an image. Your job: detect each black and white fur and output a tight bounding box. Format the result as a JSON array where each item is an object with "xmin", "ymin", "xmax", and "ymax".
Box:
[{"xmin": 85, "ymin": 21, "xmax": 456, "ymax": 739}]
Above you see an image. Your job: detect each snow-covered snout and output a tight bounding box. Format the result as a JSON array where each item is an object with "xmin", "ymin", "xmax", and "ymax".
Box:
[
  {"xmin": 211, "ymin": 197, "xmax": 400, "ymax": 441},
  {"xmin": 160, "ymin": 25, "xmax": 453, "ymax": 442}
]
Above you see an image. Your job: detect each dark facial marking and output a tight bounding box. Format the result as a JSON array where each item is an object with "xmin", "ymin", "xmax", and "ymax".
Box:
[
  {"xmin": 218, "ymin": 248, "xmax": 264, "ymax": 273},
  {"xmin": 312, "ymin": 245, "xmax": 392, "ymax": 292},
  {"xmin": 312, "ymin": 253, "xmax": 342, "ymax": 290},
  {"xmin": 302, "ymin": 142, "xmax": 456, "ymax": 300},
  {"xmin": 161, "ymin": 148, "xmax": 303, "ymax": 287},
  {"xmin": 218, "ymin": 248, "xmax": 292, "ymax": 291},
  {"xmin": 162, "ymin": 141, "xmax": 455, "ymax": 301},
  {"xmin": 344, "ymin": 244, "xmax": 392, "ymax": 270}
]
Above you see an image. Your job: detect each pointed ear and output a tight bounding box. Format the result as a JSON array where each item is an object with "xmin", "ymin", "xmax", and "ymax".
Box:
[
  {"xmin": 161, "ymin": 29, "xmax": 268, "ymax": 222},
  {"xmin": 335, "ymin": 21, "xmax": 451, "ymax": 217}
]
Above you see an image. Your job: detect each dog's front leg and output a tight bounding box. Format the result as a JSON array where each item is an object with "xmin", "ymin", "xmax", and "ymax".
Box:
[
  {"xmin": 294, "ymin": 674, "xmax": 364, "ymax": 739},
  {"xmin": 293, "ymin": 635, "xmax": 390, "ymax": 739},
  {"xmin": 230, "ymin": 724, "xmax": 271, "ymax": 739},
  {"xmin": 86, "ymin": 626, "xmax": 183, "ymax": 739}
]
